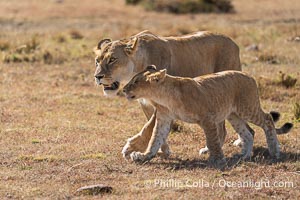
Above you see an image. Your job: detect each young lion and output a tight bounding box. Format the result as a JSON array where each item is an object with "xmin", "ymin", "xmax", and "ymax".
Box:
[{"xmin": 122, "ymin": 65, "xmax": 293, "ymax": 165}]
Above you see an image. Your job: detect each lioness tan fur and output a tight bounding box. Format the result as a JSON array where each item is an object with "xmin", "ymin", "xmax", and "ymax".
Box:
[
  {"xmin": 94, "ymin": 30, "xmax": 246, "ymax": 157},
  {"xmin": 122, "ymin": 66, "xmax": 293, "ymax": 165}
]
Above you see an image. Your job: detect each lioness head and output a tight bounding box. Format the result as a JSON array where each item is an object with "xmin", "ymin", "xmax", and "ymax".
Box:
[
  {"xmin": 94, "ymin": 37, "xmax": 139, "ymax": 96},
  {"xmin": 122, "ymin": 65, "xmax": 166, "ymax": 100}
]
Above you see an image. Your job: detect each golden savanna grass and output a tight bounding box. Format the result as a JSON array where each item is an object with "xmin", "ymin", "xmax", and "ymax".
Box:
[{"xmin": 0, "ymin": 0, "xmax": 299, "ymax": 199}]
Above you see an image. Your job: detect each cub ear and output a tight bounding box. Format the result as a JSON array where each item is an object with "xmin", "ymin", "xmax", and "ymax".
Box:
[
  {"xmin": 97, "ymin": 38, "xmax": 112, "ymax": 50},
  {"xmin": 125, "ymin": 37, "xmax": 138, "ymax": 56},
  {"xmin": 158, "ymin": 69, "xmax": 167, "ymax": 80},
  {"xmin": 146, "ymin": 65, "xmax": 157, "ymax": 71},
  {"xmin": 146, "ymin": 69, "xmax": 167, "ymax": 83}
]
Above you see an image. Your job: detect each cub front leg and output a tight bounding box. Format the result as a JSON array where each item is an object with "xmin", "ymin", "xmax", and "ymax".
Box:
[
  {"xmin": 201, "ymin": 122, "xmax": 226, "ymax": 168},
  {"xmin": 158, "ymin": 141, "xmax": 171, "ymax": 158},
  {"xmin": 199, "ymin": 121, "xmax": 227, "ymax": 155},
  {"xmin": 130, "ymin": 113, "xmax": 172, "ymax": 163},
  {"xmin": 139, "ymin": 99, "xmax": 171, "ymax": 156}
]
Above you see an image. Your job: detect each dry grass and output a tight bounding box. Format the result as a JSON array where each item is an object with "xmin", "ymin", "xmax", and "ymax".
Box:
[
  {"xmin": 294, "ymin": 103, "xmax": 300, "ymax": 121},
  {"xmin": 279, "ymin": 71, "xmax": 298, "ymax": 88},
  {"xmin": 0, "ymin": 0, "xmax": 299, "ymax": 199},
  {"xmin": 69, "ymin": 29, "xmax": 84, "ymax": 40}
]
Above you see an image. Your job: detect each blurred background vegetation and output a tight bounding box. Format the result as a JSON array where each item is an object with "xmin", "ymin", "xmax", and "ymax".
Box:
[{"xmin": 126, "ymin": 0, "xmax": 234, "ymax": 13}]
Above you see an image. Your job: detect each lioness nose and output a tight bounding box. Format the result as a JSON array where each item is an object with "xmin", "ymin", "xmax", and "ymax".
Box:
[{"xmin": 94, "ymin": 74, "xmax": 104, "ymax": 79}]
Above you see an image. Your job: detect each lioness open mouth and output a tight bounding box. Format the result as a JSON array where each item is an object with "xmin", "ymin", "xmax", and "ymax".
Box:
[{"xmin": 103, "ymin": 81, "xmax": 120, "ymax": 91}]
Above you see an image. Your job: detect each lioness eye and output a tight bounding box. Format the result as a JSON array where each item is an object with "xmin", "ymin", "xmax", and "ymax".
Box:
[{"xmin": 95, "ymin": 58, "xmax": 99, "ymax": 67}]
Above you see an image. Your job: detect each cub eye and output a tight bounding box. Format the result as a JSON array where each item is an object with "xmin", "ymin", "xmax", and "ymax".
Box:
[{"xmin": 108, "ymin": 57, "xmax": 117, "ymax": 64}]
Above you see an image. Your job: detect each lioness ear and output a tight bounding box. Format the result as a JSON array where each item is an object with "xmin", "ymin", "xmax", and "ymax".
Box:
[
  {"xmin": 97, "ymin": 38, "xmax": 112, "ymax": 50},
  {"xmin": 125, "ymin": 37, "xmax": 138, "ymax": 56},
  {"xmin": 146, "ymin": 65, "xmax": 157, "ymax": 71}
]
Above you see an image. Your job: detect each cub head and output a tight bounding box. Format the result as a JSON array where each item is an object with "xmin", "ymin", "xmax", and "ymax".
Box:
[
  {"xmin": 94, "ymin": 37, "xmax": 139, "ymax": 96},
  {"xmin": 122, "ymin": 65, "xmax": 167, "ymax": 100}
]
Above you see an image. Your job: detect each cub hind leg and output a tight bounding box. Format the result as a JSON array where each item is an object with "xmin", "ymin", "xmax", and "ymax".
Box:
[
  {"xmin": 199, "ymin": 121, "xmax": 255, "ymax": 155},
  {"xmin": 249, "ymin": 111, "xmax": 280, "ymax": 159},
  {"xmin": 227, "ymin": 113, "xmax": 254, "ymax": 159},
  {"xmin": 238, "ymin": 107, "xmax": 280, "ymax": 159},
  {"xmin": 233, "ymin": 123, "xmax": 255, "ymax": 146}
]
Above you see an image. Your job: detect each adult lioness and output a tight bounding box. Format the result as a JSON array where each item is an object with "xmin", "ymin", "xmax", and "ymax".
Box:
[
  {"xmin": 94, "ymin": 30, "xmax": 244, "ymax": 157},
  {"xmin": 122, "ymin": 65, "xmax": 293, "ymax": 165}
]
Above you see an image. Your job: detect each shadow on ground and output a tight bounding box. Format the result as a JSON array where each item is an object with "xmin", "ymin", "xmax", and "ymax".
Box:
[{"xmin": 146, "ymin": 146, "xmax": 299, "ymax": 171}]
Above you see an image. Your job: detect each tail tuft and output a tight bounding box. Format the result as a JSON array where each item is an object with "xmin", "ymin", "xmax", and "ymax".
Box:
[
  {"xmin": 270, "ymin": 111, "xmax": 280, "ymax": 123},
  {"xmin": 277, "ymin": 123, "xmax": 293, "ymax": 135}
]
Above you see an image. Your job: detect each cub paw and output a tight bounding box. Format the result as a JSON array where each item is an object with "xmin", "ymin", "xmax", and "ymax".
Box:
[
  {"xmin": 208, "ymin": 156, "xmax": 226, "ymax": 169},
  {"xmin": 233, "ymin": 153, "xmax": 251, "ymax": 161},
  {"xmin": 199, "ymin": 146, "xmax": 209, "ymax": 155},
  {"xmin": 130, "ymin": 151, "xmax": 146, "ymax": 163},
  {"xmin": 233, "ymin": 138, "xmax": 242, "ymax": 147},
  {"xmin": 157, "ymin": 150, "xmax": 171, "ymax": 159}
]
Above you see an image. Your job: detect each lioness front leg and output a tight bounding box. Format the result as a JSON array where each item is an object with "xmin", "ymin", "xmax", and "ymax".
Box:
[
  {"xmin": 122, "ymin": 111, "xmax": 155, "ymax": 159},
  {"xmin": 130, "ymin": 113, "xmax": 172, "ymax": 163}
]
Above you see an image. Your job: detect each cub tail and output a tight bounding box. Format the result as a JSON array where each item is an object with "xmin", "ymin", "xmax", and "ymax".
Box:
[{"xmin": 270, "ymin": 111, "xmax": 293, "ymax": 135}]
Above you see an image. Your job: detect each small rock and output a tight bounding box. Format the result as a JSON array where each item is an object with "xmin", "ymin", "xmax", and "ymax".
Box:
[
  {"xmin": 245, "ymin": 44, "xmax": 259, "ymax": 51},
  {"xmin": 76, "ymin": 184, "xmax": 113, "ymax": 195}
]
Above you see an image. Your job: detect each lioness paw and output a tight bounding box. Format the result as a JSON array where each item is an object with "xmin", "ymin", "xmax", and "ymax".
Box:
[{"xmin": 121, "ymin": 141, "xmax": 133, "ymax": 160}]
